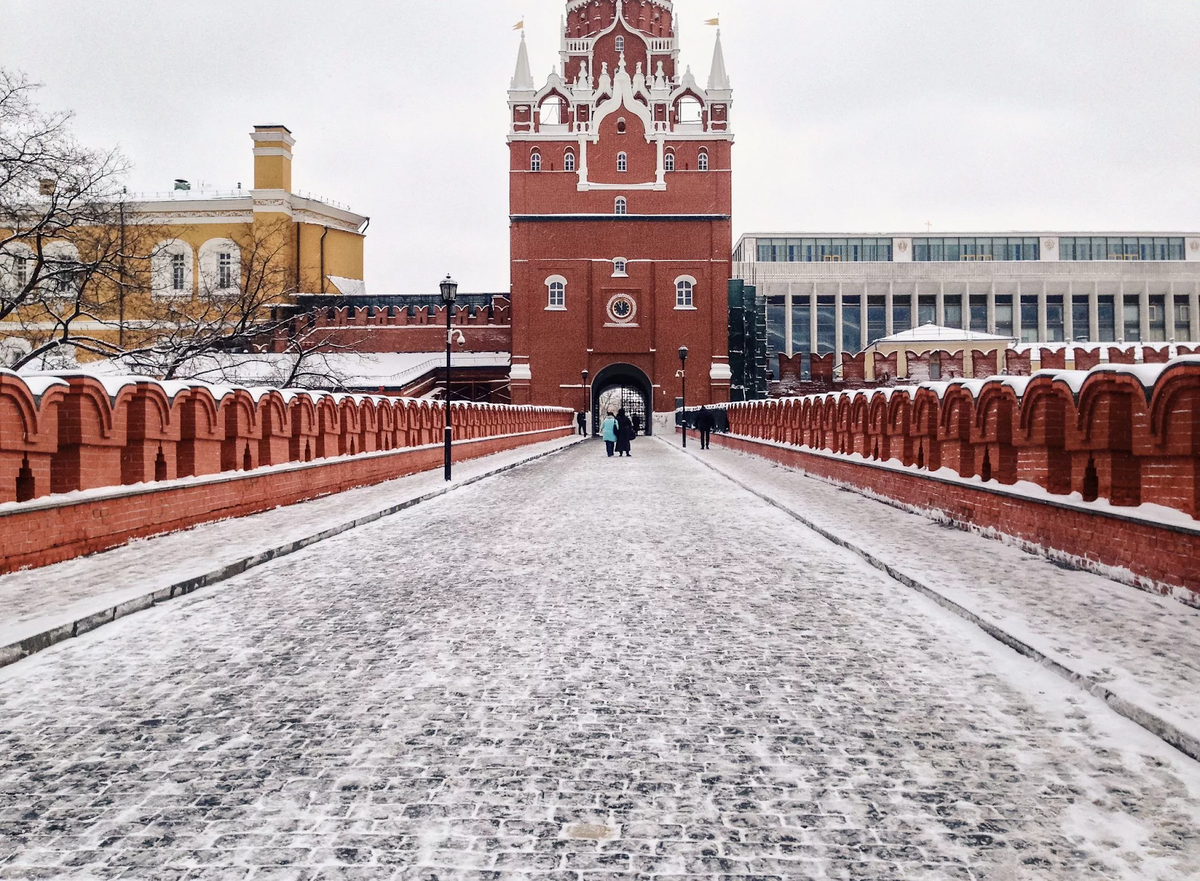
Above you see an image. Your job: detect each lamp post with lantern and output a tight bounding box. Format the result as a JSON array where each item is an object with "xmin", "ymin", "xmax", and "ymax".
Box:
[
  {"xmin": 678, "ymin": 346, "xmax": 689, "ymax": 448},
  {"xmin": 440, "ymin": 274, "xmax": 458, "ymax": 481},
  {"xmin": 581, "ymin": 369, "xmax": 590, "ymax": 435}
]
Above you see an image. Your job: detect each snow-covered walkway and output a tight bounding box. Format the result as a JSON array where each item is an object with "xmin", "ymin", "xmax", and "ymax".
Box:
[
  {"xmin": 668, "ymin": 433, "xmax": 1200, "ymax": 756},
  {"xmin": 2, "ymin": 439, "xmax": 1200, "ymax": 879}
]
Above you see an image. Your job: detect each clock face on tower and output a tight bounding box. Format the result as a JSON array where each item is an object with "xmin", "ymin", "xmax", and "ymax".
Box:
[{"xmin": 607, "ymin": 294, "xmax": 637, "ymax": 323}]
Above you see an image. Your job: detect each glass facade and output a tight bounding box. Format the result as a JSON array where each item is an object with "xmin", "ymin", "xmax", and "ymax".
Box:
[
  {"xmin": 1072, "ymin": 297, "xmax": 1090, "ymax": 341},
  {"xmin": 944, "ymin": 294, "xmax": 963, "ymax": 330},
  {"xmin": 913, "ymin": 237, "xmax": 1040, "ymax": 262},
  {"xmin": 1097, "ymin": 296, "xmax": 1117, "ymax": 342},
  {"xmin": 995, "ymin": 296, "xmax": 1014, "ymax": 337},
  {"xmin": 970, "ymin": 296, "xmax": 988, "ymax": 332},
  {"xmin": 756, "ymin": 238, "xmax": 893, "ymax": 263},
  {"xmin": 766, "ymin": 297, "xmax": 786, "ymax": 380},
  {"xmin": 1059, "ymin": 237, "xmax": 1185, "ymax": 261},
  {"xmin": 1046, "ymin": 295, "xmax": 1064, "ymax": 342},
  {"xmin": 1123, "ymin": 296, "xmax": 1141, "ymax": 341},
  {"xmin": 816, "ymin": 296, "xmax": 836, "ymax": 354},
  {"xmin": 867, "ymin": 297, "xmax": 887, "ymax": 345},
  {"xmin": 842, "ymin": 297, "xmax": 861, "ymax": 354}
]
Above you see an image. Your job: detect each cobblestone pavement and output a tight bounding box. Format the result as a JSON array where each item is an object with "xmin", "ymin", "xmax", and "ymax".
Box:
[
  {"xmin": 2, "ymin": 440, "xmax": 1200, "ymax": 880},
  {"xmin": 668, "ymin": 436, "xmax": 1200, "ymax": 740}
]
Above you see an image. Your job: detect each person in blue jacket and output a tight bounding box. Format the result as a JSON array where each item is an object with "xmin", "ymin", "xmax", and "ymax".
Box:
[{"xmin": 600, "ymin": 410, "xmax": 618, "ymax": 457}]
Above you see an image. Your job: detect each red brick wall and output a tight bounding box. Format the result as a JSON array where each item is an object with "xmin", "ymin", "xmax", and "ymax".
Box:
[{"xmin": 0, "ymin": 427, "xmax": 573, "ymax": 574}]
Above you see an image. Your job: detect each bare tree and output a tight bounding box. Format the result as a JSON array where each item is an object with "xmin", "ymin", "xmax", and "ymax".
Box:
[{"xmin": 1, "ymin": 68, "xmax": 138, "ymax": 368}]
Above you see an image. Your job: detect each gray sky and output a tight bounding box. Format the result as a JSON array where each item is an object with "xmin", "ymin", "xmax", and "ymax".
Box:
[{"xmin": 4, "ymin": 0, "xmax": 1198, "ymax": 293}]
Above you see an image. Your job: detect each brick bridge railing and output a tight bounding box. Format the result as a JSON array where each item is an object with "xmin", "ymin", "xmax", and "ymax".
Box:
[
  {"xmin": 706, "ymin": 357, "xmax": 1200, "ymax": 602},
  {"xmin": 0, "ymin": 370, "xmax": 573, "ymax": 571}
]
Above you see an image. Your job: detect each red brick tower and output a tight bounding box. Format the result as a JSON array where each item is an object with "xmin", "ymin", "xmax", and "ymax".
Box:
[{"xmin": 507, "ymin": 1, "xmax": 733, "ymax": 428}]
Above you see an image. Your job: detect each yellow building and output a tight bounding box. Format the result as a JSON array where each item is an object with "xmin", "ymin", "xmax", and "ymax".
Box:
[{"xmin": 1, "ymin": 125, "xmax": 368, "ymax": 367}]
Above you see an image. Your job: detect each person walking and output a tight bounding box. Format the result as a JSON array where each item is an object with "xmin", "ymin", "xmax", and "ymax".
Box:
[
  {"xmin": 696, "ymin": 405, "xmax": 716, "ymax": 450},
  {"xmin": 615, "ymin": 408, "xmax": 634, "ymax": 457},
  {"xmin": 601, "ymin": 410, "xmax": 618, "ymax": 457},
  {"xmin": 576, "ymin": 411, "xmax": 587, "ymax": 436}
]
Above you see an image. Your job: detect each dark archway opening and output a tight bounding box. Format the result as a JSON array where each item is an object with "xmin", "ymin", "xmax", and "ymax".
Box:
[{"xmin": 591, "ymin": 363, "xmax": 653, "ymax": 437}]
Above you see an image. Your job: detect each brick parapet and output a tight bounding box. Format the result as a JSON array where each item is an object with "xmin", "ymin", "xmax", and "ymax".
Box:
[
  {"xmin": 0, "ymin": 369, "xmax": 573, "ymax": 569},
  {"xmin": 0, "ymin": 427, "xmax": 573, "ymax": 574}
]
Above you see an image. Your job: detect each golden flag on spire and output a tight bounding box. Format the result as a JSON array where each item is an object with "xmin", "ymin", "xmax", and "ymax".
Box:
[
  {"xmin": 704, "ymin": 17, "xmax": 720, "ymax": 26},
  {"xmin": 513, "ymin": 20, "xmax": 524, "ymax": 30}
]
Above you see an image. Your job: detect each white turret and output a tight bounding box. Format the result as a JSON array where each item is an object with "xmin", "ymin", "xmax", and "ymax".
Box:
[
  {"xmin": 707, "ymin": 29, "xmax": 731, "ymax": 92},
  {"xmin": 511, "ymin": 31, "xmax": 535, "ymax": 92}
]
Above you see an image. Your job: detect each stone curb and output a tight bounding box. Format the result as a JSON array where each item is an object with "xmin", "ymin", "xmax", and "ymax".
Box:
[
  {"xmin": 0, "ymin": 438, "xmax": 585, "ymax": 671},
  {"xmin": 663, "ymin": 437, "xmax": 1200, "ymax": 765}
]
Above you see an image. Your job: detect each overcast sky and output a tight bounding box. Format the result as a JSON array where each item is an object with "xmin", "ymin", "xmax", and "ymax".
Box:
[{"xmin": 4, "ymin": 0, "xmax": 1198, "ymax": 293}]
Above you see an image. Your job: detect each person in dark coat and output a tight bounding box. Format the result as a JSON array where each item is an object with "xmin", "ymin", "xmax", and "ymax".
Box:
[
  {"xmin": 631, "ymin": 413, "xmax": 642, "ymax": 436},
  {"xmin": 615, "ymin": 408, "xmax": 634, "ymax": 457},
  {"xmin": 576, "ymin": 411, "xmax": 587, "ymax": 435},
  {"xmin": 695, "ymin": 405, "xmax": 716, "ymax": 450}
]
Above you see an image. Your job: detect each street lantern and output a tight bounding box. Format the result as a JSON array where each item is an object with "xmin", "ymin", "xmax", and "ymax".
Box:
[
  {"xmin": 678, "ymin": 346, "xmax": 689, "ymax": 448},
  {"xmin": 440, "ymin": 274, "xmax": 458, "ymax": 481},
  {"xmin": 581, "ymin": 369, "xmax": 590, "ymax": 436}
]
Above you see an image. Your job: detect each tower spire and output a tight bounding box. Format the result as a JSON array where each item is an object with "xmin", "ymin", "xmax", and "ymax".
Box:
[
  {"xmin": 511, "ymin": 31, "xmax": 535, "ymax": 91},
  {"xmin": 707, "ymin": 29, "xmax": 730, "ymax": 91}
]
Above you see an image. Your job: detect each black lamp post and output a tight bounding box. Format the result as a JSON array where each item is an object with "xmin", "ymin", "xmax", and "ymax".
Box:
[
  {"xmin": 581, "ymin": 369, "xmax": 589, "ymax": 435},
  {"xmin": 678, "ymin": 346, "xmax": 689, "ymax": 448},
  {"xmin": 440, "ymin": 274, "xmax": 458, "ymax": 481}
]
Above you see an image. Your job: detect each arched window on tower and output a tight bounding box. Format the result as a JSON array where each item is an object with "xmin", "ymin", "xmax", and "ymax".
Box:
[
  {"xmin": 615, "ymin": 197, "xmax": 627, "ymax": 216},
  {"xmin": 675, "ymin": 276, "xmax": 696, "ymax": 309},
  {"xmin": 664, "ymin": 152, "xmax": 675, "ymax": 172},
  {"xmin": 617, "ymin": 152, "xmax": 627, "ymax": 173},
  {"xmin": 564, "ymin": 150, "xmax": 576, "ymax": 172},
  {"xmin": 530, "ymin": 150, "xmax": 542, "ymax": 172},
  {"xmin": 615, "ymin": 36, "xmax": 625, "ymax": 53},
  {"xmin": 617, "ymin": 117, "xmax": 627, "ymax": 134},
  {"xmin": 545, "ymin": 275, "xmax": 567, "ymax": 310},
  {"xmin": 698, "ymin": 150, "xmax": 709, "ymax": 172}
]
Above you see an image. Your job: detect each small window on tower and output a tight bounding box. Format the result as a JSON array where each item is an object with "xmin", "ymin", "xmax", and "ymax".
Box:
[
  {"xmin": 615, "ymin": 197, "xmax": 627, "ymax": 216},
  {"xmin": 613, "ymin": 258, "xmax": 627, "ymax": 276},
  {"xmin": 664, "ymin": 152, "xmax": 675, "ymax": 172},
  {"xmin": 546, "ymin": 277, "xmax": 566, "ymax": 310},
  {"xmin": 698, "ymin": 150, "xmax": 709, "ymax": 172},
  {"xmin": 564, "ymin": 151, "xmax": 576, "ymax": 172},
  {"xmin": 675, "ymin": 277, "xmax": 695, "ymax": 309},
  {"xmin": 617, "ymin": 152, "xmax": 627, "ymax": 173},
  {"xmin": 530, "ymin": 150, "xmax": 542, "ymax": 172},
  {"xmin": 615, "ymin": 36, "xmax": 625, "ymax": 53},
  {"xmin": 617, "ymin": 118, "xmax": 627, "ymax": 134}
]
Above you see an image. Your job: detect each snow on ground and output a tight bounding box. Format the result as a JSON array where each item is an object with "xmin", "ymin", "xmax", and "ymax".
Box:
[
  {"xmin": 668, "ymin": 434, "xmax": 1200, "ymax": 742},
  {"xmin": 0, "ymin": 435, "xmax": 580, "ymax": 654},
  {"xmin": 1, "ymin": 440, "xmax": 1199, "ymax": 879}
]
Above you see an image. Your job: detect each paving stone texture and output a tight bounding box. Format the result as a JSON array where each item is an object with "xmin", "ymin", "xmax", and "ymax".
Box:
[{"xmin": 2, "ymin": 439, "xmax": 1200, "ymax": 880}]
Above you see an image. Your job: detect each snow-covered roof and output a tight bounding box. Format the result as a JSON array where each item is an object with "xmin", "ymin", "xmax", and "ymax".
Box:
[
  {"xmin": 875, "ymin": 324, "xmax": 1014, "ymax": 345},
  {"xmin": 328, "ymin": 276, "xmax": 366, "ymax": 297},
  {"xmin": 57, "ymin": 351, "xmax": 512, "ymax": 391}
]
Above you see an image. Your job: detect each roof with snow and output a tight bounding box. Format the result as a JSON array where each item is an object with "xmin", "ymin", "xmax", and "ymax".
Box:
[{"xmin": 875, "ymin": 324, "xmax": 1014, "ymax": 345}]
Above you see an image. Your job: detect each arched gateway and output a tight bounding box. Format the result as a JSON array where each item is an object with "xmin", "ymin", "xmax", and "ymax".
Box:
[{"xmin": 591, "ymin": 363, "xmax": 652, "ymax": 437}]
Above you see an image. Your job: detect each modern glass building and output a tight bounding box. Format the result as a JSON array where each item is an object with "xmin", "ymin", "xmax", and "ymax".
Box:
[{"xmin": 733, "ymin": 232, "xmax": 1200, "ymax": 379}]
